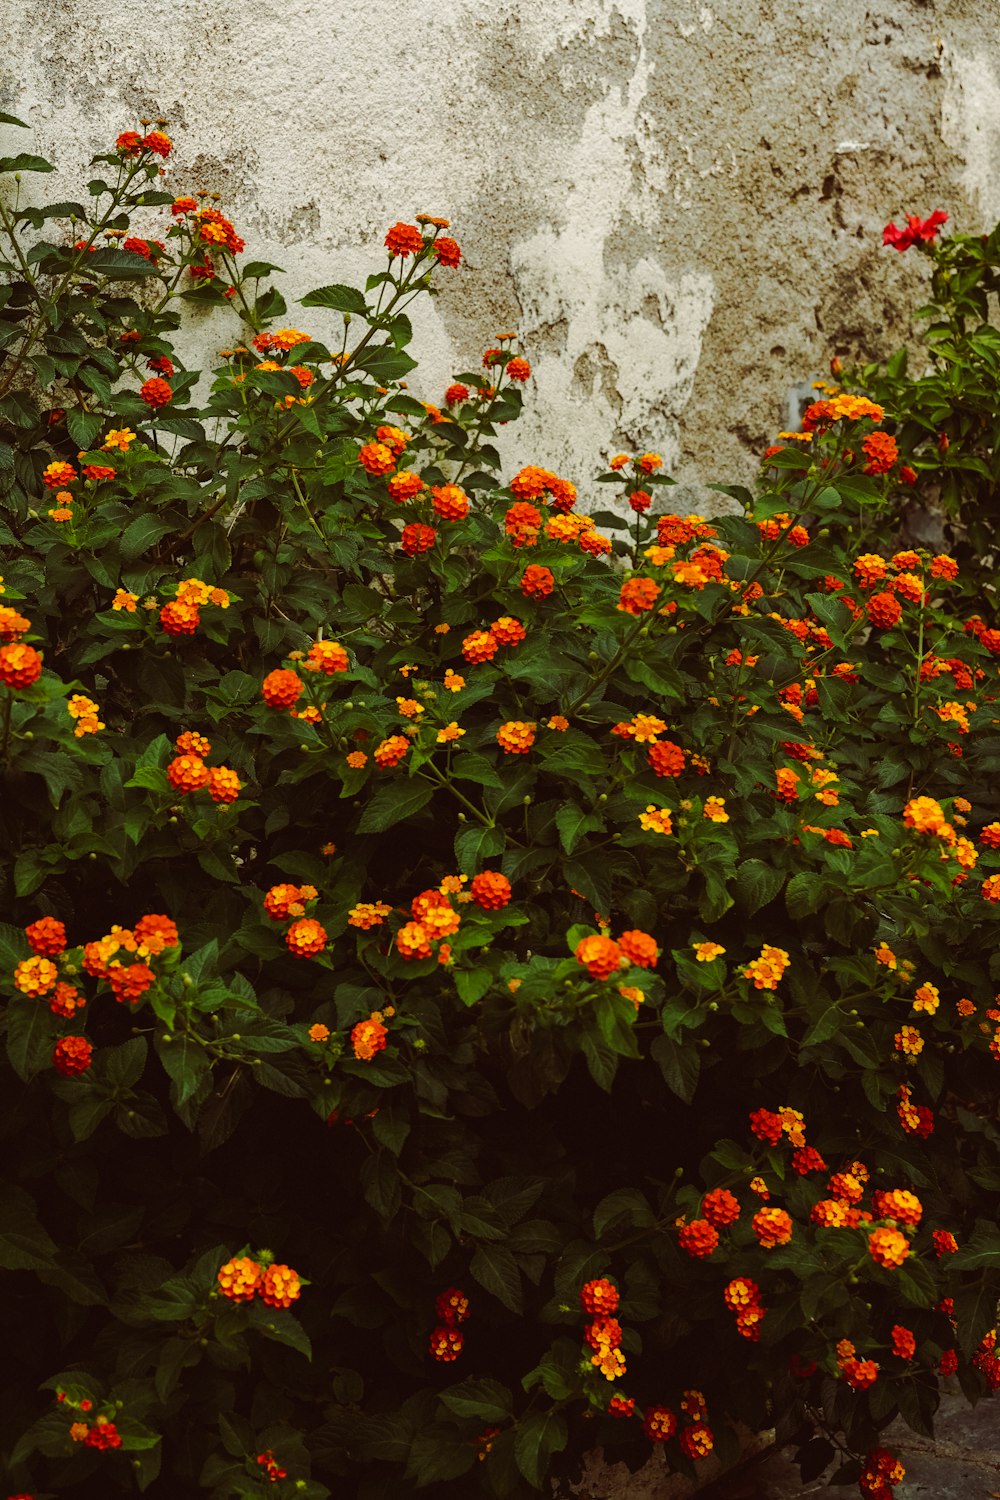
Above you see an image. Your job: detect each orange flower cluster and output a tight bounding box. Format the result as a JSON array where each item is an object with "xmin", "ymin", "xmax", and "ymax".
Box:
[
  {"xmin": 469, "ymin": 871, "xmax": 512, "ymax": 909},
  {"xmin": 897, "ymin": 1083, "xmax": 934, "ymax": 1138},
  {"xmin": 678, "ymin": 1218, "xmax": 719, "ymax": 1259},
  {"xmin": 305, "ymin": 639, "xmax": 350, "ymax": 675},
  {"xmin": 53, "ymin": 1035, "xmax": 93, "ymax": 1076},
  {"xmin": 574, "ymin": 927, "xmax": 658, "ymax": 980},
  {"xmin": 351, "ymin": 1014, "xmax": 388, "ymax": 1060},
  {"xmin": 724, "ymin": 1277, "xmax": 766, "ymax": 1340},
  {"xmin": 257, "ymin": 1450, "xmax": 288, "ymax": 1484},
  {"xmin": 859, "ymin": 1447, "xmax": 906, "ymax": 1497},
  {"xmin": 401, "ymin": 521, "xmax": 435, "ymax": 555},
  {"xmin": 165, "ymin": 731, "xmax": 241, "ymax": 803},
  {"xmin": 0, "ymin": 637, "xmax": 42, "ymax": 689},
  {"xmin": 752, "ymin": 1206, "xmax": 793, "ymax": 1247},
  {"xmin": 742, "ymin": 945, "xmax": 790, "ymax": 991},
  {"xmin": 429, "ymin": 1283, "xmax": 471, "ymax": 1362},
  {"xmin": 496, "ymin": 720, "xmax": 536, "ymax": 754},
  {"xmin": 618, "ymin": 576, "xmax": 661, "ymax": 614},
  {"xmin": 159, "ymin": 576, "xmax": 230, "ymax": 637},
  {"xmin": 837, "ymin": 1339, "xmax": 879, "ymax": 1390},
  {"xmin": 217, "ymin": 1255, "xmax": 302, "ymax": 1308}
]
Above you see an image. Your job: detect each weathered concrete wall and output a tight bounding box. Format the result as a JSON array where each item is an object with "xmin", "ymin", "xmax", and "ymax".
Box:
[{"xmin": 4, "ymin": 1, "xmax": 1000, "ymax": 511}]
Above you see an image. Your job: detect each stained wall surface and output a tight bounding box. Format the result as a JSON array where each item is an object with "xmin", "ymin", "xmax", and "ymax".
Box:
[{"xmin": 4, "ymin": 0, "xmax": 1000, "ymax": 511}]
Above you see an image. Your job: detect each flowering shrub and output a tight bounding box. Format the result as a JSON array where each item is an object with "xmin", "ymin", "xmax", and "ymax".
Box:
[
  {"xmin": 839, "ymin": 209, "xmax": 1000, "ymax": 573},
  {"xmin": 3, "ymin": 117, "xmax": 1000, "ymax": 1499}
]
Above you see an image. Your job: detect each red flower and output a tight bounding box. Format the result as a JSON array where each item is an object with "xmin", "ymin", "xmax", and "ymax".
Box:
[
  {"xmin": 862, "ymin": 431, "xmax": 898, "ymax": 475},
  {"xmin": 643, "ymin": 1406, "xmax": 677, "ymax": 1443},
  {"xmin": 140, "ymin": 376, "xmax": 172, "ymax": 408},
  {"xmin": 580, "ymin": 1277, "xmax": 619, "ymax": 1315},
  {"xmin": 749, "ymin": 1107, "xmax": 783, "ymax": 1144},
  {"xmin": 385, "ymin": 222, "xmax": 425, "ymax": 258},
  {"xmin": 882, "ymin": 210, "xmax": 948, "ymax": 252},
  {"xmin": 435, "ymin": 1287, "xmax": 470, "ymax": 1324},
  {"xmin": 0, "ymin": 643, "xmax": 43, "ymax": 688},
  {"xmin": 142, "ymin": 130, "xmax": 172, "ymax": 157},
  {"xmin": 108, "ymin": 962, "xmax": 156, "ymax": 1006},
  {"xmin": 429, "ymin": 1324, "xmax": 464, "ymax": 1361},
  {"xmin": 701, "ymin": 1188, "xmax": 740, "ymax": 1227},
  {"xmin": 647, "ymin": 740, "xmax": 685, "ymax": 777},
  {"xmin": 520, "ymin": 564, "xmax": 555, "ymax": 599},
  {"xmin": 434, "ymin": 237, "xmax": 462, "ymax": 267},
  {"xmin": 159, "ymin": 600, "xmax": 200, "ymax": 636},
  {"xmin": 25, "ymin": 917, "xmax": 67, "ymax": 957},
  {"xmin": 262, "ymin": 669, "xmax": 303, "ymax": 709},
  {"xmin": 469, "ymin": 871, "xmax": 512, "ymax": 909},
  {"xmin": 678, "ymin": 1218, "xmax": 719, "ymax": 1258},
  {"xmin": 53, "ymin": 1036, "xmax": 93, "ymax": 1076},
  {"xmin": 401, "ymin": 522, "xmax": 436, "ymax": 556},
  {"xmin": 867, "ymin": 591, "xmax": 902, "ymax": 629}
]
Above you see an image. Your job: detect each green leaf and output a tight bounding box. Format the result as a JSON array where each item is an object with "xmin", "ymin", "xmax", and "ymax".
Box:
[
  {"xmin": 580, "ymin": 1031, "xmax": 619, "ymax": 1091},
  {"xmin": 555, "ymin": 804, "xmax": 603, "ymax": 856},
  {"xmin": 651, "ymin": 1033, "xmax": 700, "ymax": 1103},
  {"xmin": 156, "ymin": 1032, "xmax": 211, "ymax": 1108},
  {"xmin": 562, "ymin": 857, "xmax": 612, "ymax": 915},
  {"xmin": 454, "ymin": 821, "xmax": 505, "ymax": 872},
  {"xmin": 68, "ymin": 1095, "xmax": 114, "ymax": 1143},
  {"xmin": 733, "ymin": 858, "xmax": 784, "ymax": 915},
  {"xmin": 121, "ymin": 512, "xmax": 176, "ymax": 558},
  {"xmin": 0, "ymin": 111, "xmax": 28, "ymax": 128},
  {"xmin": 406, "ymin": 1430, "xmax": 477, "ymax": 1488},
  {"xmin": 0, "ymin": 1187, "xmax": 57, "ymax": 1270},
  {"xmin": 357, "ymin": 779, "xmax": 433, "ymax": 833},
  {"xmin": 300, "ymin": 282, "xmax": 368, "ymax": 313},
  {"xmin": 86, "ymin": 248, "xmax": 162, "ymax": 280},
  {"xmin": 66, "ymin": 408, "xmax": 104, "ymax": 450},
  {"xmin": 786, "ymin": 870, "xmax": 826, "ymax": 919},
  {"xmin": 0, "ymin": 153, "xmax": 54, "ymax": 173},
  {"xmin": 593, "ymin": 1188, "xmax": 655, "ymax": 1238},
  {"xmin": 439, "ymin": 1377, "xmax": 512, "ymax": 1423},
  {"xmin": 470, "ymin": 1242, "xmax": 522, "ymax": 1311},
  {"xmin": 455, "ymin": 966, "xmax": 493, "ymax": 1005},
  {"xmin": 248, "ymin": 1301, "xmax": 312, "ymax": 1358},
  {"xmin": 101, "ymin": 1037, "xmax": 147, "ymax": 1090},
  {"xmin": 5, "ymin": 995, "xmax": 57, "ymax": 1081},
  {"xmin": 514, "ymin": 1410, "xmax": 568, "ymax": 1488}
]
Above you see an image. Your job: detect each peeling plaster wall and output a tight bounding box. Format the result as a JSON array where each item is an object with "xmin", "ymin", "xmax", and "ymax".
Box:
[{"xmin": 4, "ymin": 1, "xmax": 1000, "ymax": 511}]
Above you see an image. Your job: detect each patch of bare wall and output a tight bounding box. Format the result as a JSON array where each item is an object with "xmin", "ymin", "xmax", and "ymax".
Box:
[{"xmin": 3, "ymin": 0, "xmax": 1000, "ymax": 517}]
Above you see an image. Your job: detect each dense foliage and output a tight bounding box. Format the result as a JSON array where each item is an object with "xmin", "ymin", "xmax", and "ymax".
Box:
[
  {"xmin": 2, "ymin": 121, "xmax": 1000, "ymax": 1500},
  {"xmin": 852, "ymin": 207, "xmax": 1000, "ymax": 577}
]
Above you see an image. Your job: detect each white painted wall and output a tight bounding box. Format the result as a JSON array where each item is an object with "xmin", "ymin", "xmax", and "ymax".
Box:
[{"xmin": 5, "ymin": 0, "xmax": 1000, "ymax": 514}]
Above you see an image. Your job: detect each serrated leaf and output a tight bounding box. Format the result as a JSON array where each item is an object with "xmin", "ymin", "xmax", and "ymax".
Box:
[
  {"xmin": 300, "ymin": 282, "xmax": 367, "ymax": 314},
  {"xmin": 101, "ymin": 1037, "xmax": 147, "ymax": 1090},
  {"xmin": 5, "ymin": 994, "xmax": 57, "ymax": 1080},
  {"xmin": 248, "ymin": 1301, "xmax": 312, "ymax": 1358},
  {"xmin": 651, "ymin": 1033, "xmax": 700, "ymax": 1103},
  {"xmin": 470, "ymin": 1242, "xmax": 522, "ymax": 1310},
  {"xmin": 555, "ymin": 804, "xmax": 603, "ymax": 856},
  {"xmin": 66, "ymin": 408, "xmax": 104, "ymax": 450},
  {"xmin": 455, "ymin": 966, "xmax": 493, "ymax": 1005},
  {"xmin": 121, "ymin": 512, "xmax": 175, "ymax": 558},
  {"xmin": 0, "ymin": 153, "xmax": 54, "ymax": 173},
  {"xmin": 357, "ymin": 779, "xmax": 433, "ymax": 833},
  {"xmin": 733, "ymin": 858, "xmax": 784, "ymax": 915},
  {"xmin": 439, "ymin": 1377, "xmax": 512, "ymax": 1423},
  {"xmin": 513, "ymin": 1409, "xmax": 568, "ymax": 1488}
]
